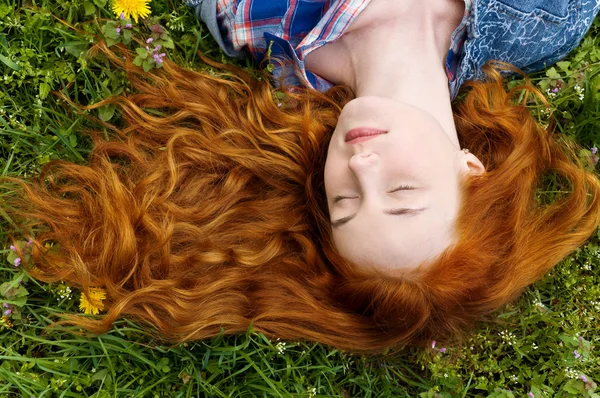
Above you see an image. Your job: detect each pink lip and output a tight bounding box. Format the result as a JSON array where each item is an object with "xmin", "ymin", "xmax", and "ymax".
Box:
[{"xmin": 345, "ymin": 128, "xmax": 387, "ymax": 144}]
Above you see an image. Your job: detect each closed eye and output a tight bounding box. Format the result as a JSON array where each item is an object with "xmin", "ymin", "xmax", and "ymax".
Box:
[
  {"xmin": 331, "ymin": 207, "xmax": 427, "ymax": 228},
  {"xmin": 333, "ymin": 195, "xmax": 359, "ymax": 203},
  {"xmin": 388, "ymin": 185, "xmax": 416, "ymax": 193},
  {"xmin": 334, "ymin": 186, "xmax": 415, "ymax": 203}
]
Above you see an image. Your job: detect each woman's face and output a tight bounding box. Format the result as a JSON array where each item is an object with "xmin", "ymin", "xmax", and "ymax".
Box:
[{"xmin": 324, "ymin": 97, "xmax": 482, "ymax": 272}]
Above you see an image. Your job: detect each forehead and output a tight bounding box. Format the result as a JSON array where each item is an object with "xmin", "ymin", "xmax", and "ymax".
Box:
[{"xmin": 331, "ymin": 205, "xmax": 457, "ymax": 272}]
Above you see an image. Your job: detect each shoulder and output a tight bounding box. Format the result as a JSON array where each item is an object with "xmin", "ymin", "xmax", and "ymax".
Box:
[
  {"xmin": 470, "ymin": 0, "xmax": 598, "ymax": 63},
  {"xmin": 472, "ymin": 0, "xmax": 599, "ymax": 34},
  {"xmin": 458, "ymin": 0, "xmax": 598, "ymax": 82},
  {"xmin": 476, "ymin": 0, "xmax": 591, "ymax": 20}
]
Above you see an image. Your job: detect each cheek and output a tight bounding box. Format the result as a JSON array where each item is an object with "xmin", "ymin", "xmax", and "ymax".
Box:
[
  {"xmin": 384, "ymin": 150, "xmax": 423, "ymax": 179},
  {"xmin": 384, "ymin": 141, "xmax": 454, "ymax": 180},
  {"xmin": 323, "ymin": 154, "xmax": 344, "ymax": 193},
  {"xmin": 323, "ymin": 160, "xmax": 333, "ymax": 193}
]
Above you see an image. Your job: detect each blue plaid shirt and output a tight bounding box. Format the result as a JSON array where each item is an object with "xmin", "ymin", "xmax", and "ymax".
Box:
[{"xmin": 186, "ymin": 0, "xmax": 600, "ymax": 100}]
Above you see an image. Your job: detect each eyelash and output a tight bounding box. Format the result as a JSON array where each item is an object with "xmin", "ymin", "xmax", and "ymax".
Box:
[
  {"xmin": 389, "ymin": 185, "xmax": 416, "ymax": 193},
  {"xmin": 333, "ymin": 185, "xmax": 415, "ymax": 203},
  {"xmin": 333, "ymin": 195, "xmax": 358, "ymax": 203}
]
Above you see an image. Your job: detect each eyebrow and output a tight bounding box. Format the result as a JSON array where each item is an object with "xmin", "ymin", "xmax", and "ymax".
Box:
[{"xmin": 331, "ymin": 207, "xmax": 427, "ymax": 228}]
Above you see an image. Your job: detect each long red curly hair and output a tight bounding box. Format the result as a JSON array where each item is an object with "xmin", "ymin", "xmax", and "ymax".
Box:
[{"xmin": 6, "ymin": 42, "xmax": 600, "ymax": 353}]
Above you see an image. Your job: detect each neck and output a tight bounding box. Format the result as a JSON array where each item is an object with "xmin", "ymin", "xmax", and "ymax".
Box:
[{"xmin": 310, "ymin": 0, "xmax": 464, "ymax": 147}]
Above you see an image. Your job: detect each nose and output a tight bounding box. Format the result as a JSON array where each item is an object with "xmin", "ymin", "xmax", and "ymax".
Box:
[{"xmin": 348, "ymin": 152, "xmax": 379, "ymax": 173}]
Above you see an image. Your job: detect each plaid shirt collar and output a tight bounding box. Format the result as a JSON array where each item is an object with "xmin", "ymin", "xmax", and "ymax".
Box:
[{"xmin": 200, "ymin": 0, "xmax": 471, "ymax": 97}]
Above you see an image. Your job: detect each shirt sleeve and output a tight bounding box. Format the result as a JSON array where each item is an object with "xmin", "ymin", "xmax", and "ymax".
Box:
[{"xmin": 184, "ymin": 0, "xmax": 245, "ymax": 59}]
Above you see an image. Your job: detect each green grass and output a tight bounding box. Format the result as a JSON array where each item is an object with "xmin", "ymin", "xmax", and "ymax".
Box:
[{"xmin": 1, "ymin": 1, "xmax": 600, "ymax": 396}]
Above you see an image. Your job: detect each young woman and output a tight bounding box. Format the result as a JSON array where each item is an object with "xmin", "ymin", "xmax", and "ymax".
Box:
[
  {"xmin": 187, "ymin": 0, "xmax": 600, "ymax": 271},
  {"xmin": 9, "ymin": 0, "xmax": 600, "ymax": 353}
]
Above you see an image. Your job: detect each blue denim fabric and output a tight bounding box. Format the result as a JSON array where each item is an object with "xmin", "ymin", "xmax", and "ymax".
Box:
[
  {"xmin": 186, "ymin": 0, "xmax": 600, "ymax": 97},
  {"xmin": 453, "ymin": 0, "xmax": 600, "ymax": 96}
]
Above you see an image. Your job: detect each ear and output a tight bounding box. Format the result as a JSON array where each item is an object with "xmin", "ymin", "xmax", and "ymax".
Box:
[{"xmin": 459, "ymin": 151, "xmax": 485, "ymax": 176}]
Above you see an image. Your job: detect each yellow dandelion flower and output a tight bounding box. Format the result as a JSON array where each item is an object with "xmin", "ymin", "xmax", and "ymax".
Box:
[
  {"xmin": 112, "ymin": 0, "xmax": 152, "ymax": 23},
  {"xmin": 79, "ymin": 287, "xmax": 107, "ymax": 315},
  {"xmin": 1, "ymin": 316, "xmax": 13, "ymax": 329}
]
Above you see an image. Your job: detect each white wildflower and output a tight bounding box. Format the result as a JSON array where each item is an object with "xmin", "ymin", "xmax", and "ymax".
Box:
[
  {"xmin": 275, "ymin": 342, "xmax": 286, "ymax": 354},
  {"xmin": 564, "ymin": 367, "xmax": 579, "ymax": 379},
  {"xmin": 498, "ymin": 330, "xmax": 517, "ymax": 346},
  {"xmin": 574, "ymin": 85, "xmax": 585, "ymax": 101}
]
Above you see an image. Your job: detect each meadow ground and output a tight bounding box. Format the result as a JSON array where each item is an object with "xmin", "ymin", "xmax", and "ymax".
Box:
[{"xmin": 1, "ymin": 1, "xmax": 600, "ymax": 396}]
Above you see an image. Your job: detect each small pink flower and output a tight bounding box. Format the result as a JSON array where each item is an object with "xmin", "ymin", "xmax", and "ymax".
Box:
[
  {"xmin": 3, "ymin": 309, "xmax": 11, "ymax": 316},
  {"xmin": 2, "ymin": 303, "xmax": 8, "ymax": 308},
  {"xmin": 151, "ymin": 24, "xmax": 164, "ymax": 33},
  {"xmin": 580, "ymin": 375, "xmax": 588, "ymax": 383},
  {"xmin": 528, "ymin": 392, "xmax": 534, "ymax": 398},
  {"xmin": 9, "ymin": 245, "xmax": 16, "ymax": 251},
  {"xmin": 27, "ymin": 240, "xmax": 32, "ymax": 246},
  {"xmin": 153, "ymin": 53, "xmax": 167, "ymax": 64},
  {"xmin": 439, "ymin": 347, "xmax": 447, "ymax": 354},
  {"xmin": 146, "ymin": 46, "xmax": 150, "ymax": 51},
  {"xmin": 573, "ymin": 350, "xmax": 581, "ymax": 359},
  {"xmin": 116, "ymin": 27, "xmax": 121, "ymax": 35},
  {"xmin": 124, "ymin": 23, "xmax": 133, "ymax": 29},
  {"xmin": 590, "ymin": 147, "xmax": 599, "ymax": 166},
  {"xmin": 579, "ymin": 336, "xmax": 584, "ymax": 343},
  {"xmin": 146, "ymin": 37, "xmax": 154, "ymax": 44},
  {"xmin": 431, "ymin": 340, "xmax": 436, "ymax": 349},
  {"xmin": 155, "ymin": 44, "xmax": 161, "ymax": 51},
  {"xmin": 13, "ymin": 257, "xmax": 21, "ymax": 267},
  {"xmin": 119, "ymin": 12, "xmax": 125, "ymax": 20},
  {"xmin": 552, "ymin": 87, "xmax": 560, "ymax": 93}
]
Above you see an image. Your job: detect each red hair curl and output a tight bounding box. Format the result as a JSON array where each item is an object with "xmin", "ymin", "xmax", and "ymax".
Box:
[{"xmin": 6, "ymin": 43, "xmax": 600, "ymax": 353}]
